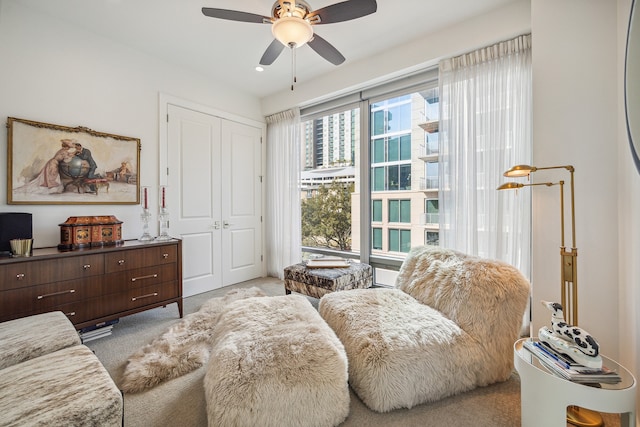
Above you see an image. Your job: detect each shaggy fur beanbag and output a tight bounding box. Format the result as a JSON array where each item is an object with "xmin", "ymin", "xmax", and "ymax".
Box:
[{"xmin": 319, "ymin": 246, "xmax": 530, "ymax": 413}]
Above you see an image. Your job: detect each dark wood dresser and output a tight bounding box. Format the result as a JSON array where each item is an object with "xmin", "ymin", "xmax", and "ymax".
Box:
[{"xmin": 0, "ymin": 239, "xmax": 182, "ymax": 330}]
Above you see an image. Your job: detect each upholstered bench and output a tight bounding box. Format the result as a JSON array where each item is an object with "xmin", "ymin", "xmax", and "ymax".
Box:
[
  {"xmin": 0, "ymin": 311, "xmax": 81, "ymax": 369},
  {"xmin": 0, "ymin": 311, "xmax": 123, "ymax": 426},
  {"xmin": 0, "ymin": 344, "xmax": 123, "ymax": 425},
  {"xmin": 204, "ymin": 294, "xmax": 350, "ymax": 427},
  {"xmin": 284, "ymin": 261, "xmax": 373, "ymax": 298}
]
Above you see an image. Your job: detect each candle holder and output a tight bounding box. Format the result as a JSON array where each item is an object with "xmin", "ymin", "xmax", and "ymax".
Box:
[
  {"xmin": 139, "ymin": 208, "xmax": 154, "ymax": 241},
  {"xmin": 156, "ymin": 207, "xmax": 171, "ymax": 241},
  {"xmin": 156, "ymin": 186, "xmax": 171, "ymax": 241},
  {"xmin": 139, "ymin": 186, "xmax": 154, "ymax": 241}
]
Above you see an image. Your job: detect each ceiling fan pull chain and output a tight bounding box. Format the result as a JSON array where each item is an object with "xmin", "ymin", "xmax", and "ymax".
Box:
[{"xmin": 291, "ymin": 46, "xmax": 296, "ymax": 91}]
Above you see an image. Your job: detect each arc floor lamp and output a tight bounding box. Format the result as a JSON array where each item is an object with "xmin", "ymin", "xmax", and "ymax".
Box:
[
  {"xmin": 499, "ymin": 166, "xmax": 605, "ymax": 427},
  {"xmin": 498, "ymin": 164, "xmax": 578, "ymax": 325}
]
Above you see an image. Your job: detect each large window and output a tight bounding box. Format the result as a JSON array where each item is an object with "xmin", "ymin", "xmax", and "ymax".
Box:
[
  {"xmin": 371, "ymin": 96, "xmax": 413, "ymax": 193},
  {"xmin": 372, "ymin": 228, "xmax": 382, "ymax": 250},
  {"xmin": 389, "ymin": 229, "xmax": 411, "ymax": 253},
  {"xmin": 372, "ymin": 200, "xmax": 382, "ymax": 222},
  {"xmin": 389, "ymin": 199, "xmax": 411, "ymax": 223},
  {"xmin": 299, "ymin": 70, "xmax": 439, "ymax": 285},
  {"xmin": 425, "ymin": 199, "xmax": 439, "ymax": 224},
  {"xmin": 300, "ymin": 108, "xmax": 359, "ymax": 253}
]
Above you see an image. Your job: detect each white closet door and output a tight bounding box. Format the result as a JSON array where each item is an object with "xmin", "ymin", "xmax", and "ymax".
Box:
[
  {"xmin": 167, "ymin": 103, "xmax": 263, "ymax": 295},
  {"xmin": 221, "ymin": 119, "xmax": 263, "ymax": 285},
  {"xmin": 167, "ymin": 104, "xmax": 222, "ymax": 296}
]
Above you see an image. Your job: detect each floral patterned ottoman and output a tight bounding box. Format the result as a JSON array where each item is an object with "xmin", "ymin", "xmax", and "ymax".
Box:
[{"xmin": 284, "ymin": 262, "xmax": 373, "ymax": 298}]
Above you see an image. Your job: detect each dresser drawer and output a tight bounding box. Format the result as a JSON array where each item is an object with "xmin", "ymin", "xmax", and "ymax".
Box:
[
  {"xmin": 104, "ymin": 244, "xmax": 178, "ymax": 273},
  {"xmin": 104, "ymin": 263, "xmax": 177, "ymax": 293},
  {"xmin": 56, "ymin": 298, "xmax": 118, "ymax": 325},
  {"xmin": 0, "ymin": 276, "xmax": 105, "ymax": 317},
  {"xmin": 0, "ymin": 290, "xmax": 113, "ymax": 325},
  {"xmin": 0, "ymin": 254, "xmax": 103, "ymax": 291},
  {"xmin": 126, "ymin": 282, "xmax": 179, "ymax": 311}
]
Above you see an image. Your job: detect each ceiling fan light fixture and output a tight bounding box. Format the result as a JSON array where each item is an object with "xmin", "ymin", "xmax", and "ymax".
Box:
[{"xmin": 272, "ymin": 16, "xmax": 313, "ymax": 48}]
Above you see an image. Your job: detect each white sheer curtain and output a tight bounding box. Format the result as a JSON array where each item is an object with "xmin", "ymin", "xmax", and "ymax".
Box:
[
  {"xmin": 439, "ymin": 34, "xmax": 532, "ymax": 275},
  {"xmin": 265, "ymin": 108, "xmax": 302, "ymax": 279}
]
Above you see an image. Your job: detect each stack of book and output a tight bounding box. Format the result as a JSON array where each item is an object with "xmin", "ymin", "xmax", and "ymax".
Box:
[
  {"xmin": 306, "ymin": 257, "xmax": 351, "ymax": 268},
  {"xmin": 79, "ymin": 319, "xmax": 119, "ymax": 342},
  {"xmin": 523, "ymin": 339, "xmax": 621, "ymax": 384}
]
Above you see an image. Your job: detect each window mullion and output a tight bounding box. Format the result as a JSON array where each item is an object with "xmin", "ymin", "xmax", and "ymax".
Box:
[{"xmin": 359, "ymin": 98, "xmax": 371, "ymax": 265}]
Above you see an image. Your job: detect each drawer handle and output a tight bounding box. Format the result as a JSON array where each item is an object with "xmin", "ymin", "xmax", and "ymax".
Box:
[
  {"xmin": 162, "ymin": 253, "xmax": 169, "ymax": 259},
  {"xmin": 118, "ymin": 259, "xmax": 126, "ymax": 265},
  {"xmin": 66, "ymin": 312, "xmax": 76, "ymax": 317},
  {"xmin": 131, "ymin": 274, "xmax": 158, "ymax": 282},
  {"xmin": 132, "ymin": 292, "xmax": 158, "ymax": 301},
  {"xmin": 83, "ymin": 264, "xmax": 91, "ymax": 269},
  {"xmin": 37, "ymin": 289, "xmax": 75, "ymax": 299},
  {"xmin": 16, "ymin": 273, "xmax": 25, "ymax": 280}
]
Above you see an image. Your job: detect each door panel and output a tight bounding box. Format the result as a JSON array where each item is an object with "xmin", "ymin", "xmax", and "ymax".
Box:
[
  {"xmin": 167, "ymin": 104, "xmax": 222, "ymax": 296},
  {"xmin": 181, "ymin": 233, "xmax": 215, "ymax": 296},
  {"xmin": 221, "ymin": 120, "xmax": 263, "ymax": 285}
]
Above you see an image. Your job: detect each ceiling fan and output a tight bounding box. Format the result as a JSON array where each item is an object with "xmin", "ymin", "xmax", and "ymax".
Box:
[{"xmin": 202, "ymin": 0, "xmax": 378, "ymax": 68}]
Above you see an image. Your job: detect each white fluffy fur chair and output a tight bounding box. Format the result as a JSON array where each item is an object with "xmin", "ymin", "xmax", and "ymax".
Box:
[{"xmin": 318, "ymin": 245, "xmax": 530, "ymax": 413}]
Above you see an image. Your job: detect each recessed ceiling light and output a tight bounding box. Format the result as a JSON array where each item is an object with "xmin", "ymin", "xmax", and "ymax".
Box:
[{"xmin": 255, "ymin": 66, "xmax": 264, "ymax": 72}]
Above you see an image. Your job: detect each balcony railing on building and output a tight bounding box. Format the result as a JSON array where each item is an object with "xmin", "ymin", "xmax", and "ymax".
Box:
[
  {"xmin": 419, "ymin": 177, "xmax": 439, "ymax": 191},
  {"xmin": 419, "ymin": 212, "xmax": 439, "ymax": 225},
  {"xmin": 418, "ymin": 140, "xmax": 439, "ymax": 160}
]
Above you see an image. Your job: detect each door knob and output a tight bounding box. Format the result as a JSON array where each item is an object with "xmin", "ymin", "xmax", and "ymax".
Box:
[
  {"xmin": 223, "ymin": 220, "xmax": 233, "ymax": 229},
  {"xmin": 212, "ymin": 221, "xmax": 220, "ymax": 230}
]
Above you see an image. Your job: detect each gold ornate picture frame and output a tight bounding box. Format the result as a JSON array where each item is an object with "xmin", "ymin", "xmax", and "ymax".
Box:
[{"xmin": 7, "ymin": 117, "xmax": 141, "ymax": 205}]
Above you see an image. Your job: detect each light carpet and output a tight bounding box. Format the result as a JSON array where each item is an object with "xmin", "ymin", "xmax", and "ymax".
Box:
[{"xmin": 85, "ymin": 277, "xmax": 621, "ymax": 427}]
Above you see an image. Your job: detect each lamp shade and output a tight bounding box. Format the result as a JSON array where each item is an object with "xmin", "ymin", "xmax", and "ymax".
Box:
[
  {"xmin": 497, "ymin": 182, "xmax": 524, "ymax": 190},
  {"xmin": 503, "ymin": 164, "xmax": 535, "ymax": 177},
  {"xmin": 272, "ymin": 16, "xmax": 313, "ymax": 48},
  {"xmin": 497, "ymin": 181, "xmax": 555, "ymax": 191}
]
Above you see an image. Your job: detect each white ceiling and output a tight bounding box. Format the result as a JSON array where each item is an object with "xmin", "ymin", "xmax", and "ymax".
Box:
[{"xmin": 18, "ymin": 0, "xmax": 516, "ymax": 99}]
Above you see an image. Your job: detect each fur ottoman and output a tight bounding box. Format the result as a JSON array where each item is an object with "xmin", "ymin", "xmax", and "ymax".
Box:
[
  {"xmin": 204, "ymin": 294, "xmax": 349, "ymax": 427},
  {"xmin": 284, "ymin": 262, "xmax": 372, "ymax": 298}
]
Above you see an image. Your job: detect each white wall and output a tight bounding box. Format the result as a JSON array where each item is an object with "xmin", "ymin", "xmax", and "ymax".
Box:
[
  {"xmin": 533, "ymin": 1, "xmax": 640, "ymax": 415},
  {"xmin": 618, "ymin": 0, "xmax": 640, "ymax": 418},
  {"xmin": 0, "ymin": 0, "xmax": 263, "ymax": 247},
  {"xmin": 531, "ymin": 0, "xmax": 620, "ymax": 359}
]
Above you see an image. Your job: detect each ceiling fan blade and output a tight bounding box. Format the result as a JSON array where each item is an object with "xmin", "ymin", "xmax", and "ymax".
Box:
[
  {"xmin": 260, "ymin": 39, "xmax": 286, "ymax": 66},
  {"xmin": 307, "ymin": 0, "xmax": 377, "ymax": 24},
  {"xmin": 307, "ymin": 34, "xmax": 345, "ymax": 65},
  {"xmin": 201, "ymin": 8, "xmax": 270, "ymax": 24}
]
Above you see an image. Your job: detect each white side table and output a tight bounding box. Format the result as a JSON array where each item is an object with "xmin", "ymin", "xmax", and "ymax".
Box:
[{"xmin": 514, "ymin": 338, "xmax": 637, "ymax": 427}]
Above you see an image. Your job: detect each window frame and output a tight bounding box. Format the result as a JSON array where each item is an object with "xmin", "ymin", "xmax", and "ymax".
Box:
[{"xmin": 300, "ymin": 67, "xmax": 439, "ymax": 274}]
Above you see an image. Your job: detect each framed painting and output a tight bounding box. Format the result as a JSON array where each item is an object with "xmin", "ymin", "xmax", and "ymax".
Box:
[{"xmin": 7, "ymin": 117, "xmax": 141, "ymax": 205}]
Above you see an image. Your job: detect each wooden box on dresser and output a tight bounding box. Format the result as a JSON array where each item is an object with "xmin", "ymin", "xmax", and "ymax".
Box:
[{"xmin": 0, "ymin": 239, "xmax": 182, "ymax": 330}]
